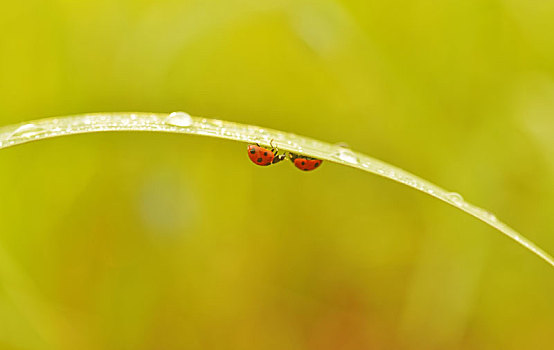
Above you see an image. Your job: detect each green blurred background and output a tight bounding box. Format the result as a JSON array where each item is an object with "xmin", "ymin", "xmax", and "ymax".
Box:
[{"xmin": 1, "ymin": 0, "xmax": 554, "ymax": 349}]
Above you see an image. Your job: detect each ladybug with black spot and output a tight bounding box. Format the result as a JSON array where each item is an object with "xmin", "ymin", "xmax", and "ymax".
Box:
[
  {"xmin": 288, "ymin": 152, "xmax": 323, "ymax": 171},
  {"xmin": 247, "ymin": 142, "xmax": 286, "ymax": 166}
]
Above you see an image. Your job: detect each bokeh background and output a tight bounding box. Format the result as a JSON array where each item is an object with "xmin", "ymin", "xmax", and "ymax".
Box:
[{"xmin": 1, "ymin": 0, "xmax": 554, "ymax": 349}]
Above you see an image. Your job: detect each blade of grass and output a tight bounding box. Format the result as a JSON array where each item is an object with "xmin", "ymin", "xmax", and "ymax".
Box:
[{"xmin": 0, "ymin": 112, "xmax": 552, "ymax": 267}]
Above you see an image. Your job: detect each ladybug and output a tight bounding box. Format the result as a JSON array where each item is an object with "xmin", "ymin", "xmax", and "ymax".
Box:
[
  {"xmin": 288, "ymin": 152, "xmax": 323, "ymax": 171},
  {"xmin": 247, "ymin": 142, "xmax": 286, "ymax": 166}
]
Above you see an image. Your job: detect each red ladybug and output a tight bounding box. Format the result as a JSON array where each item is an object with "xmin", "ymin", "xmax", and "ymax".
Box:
[
  {"xmin": 288, "ymin": 153, "xmax": 323, "ymax": 171},
  {"xmin": 247, "ymin": 143, "xmax": 286, "ymax": 166}
]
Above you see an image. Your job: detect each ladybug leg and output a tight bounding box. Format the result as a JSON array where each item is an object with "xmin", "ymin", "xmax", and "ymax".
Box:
[
  {"xmin": 269, "ymin": 139, "xmax": 282, "ymax": 160},
  {"xmin": 272, "ymin": 154, "xmax": 286, "ymax": 164}
]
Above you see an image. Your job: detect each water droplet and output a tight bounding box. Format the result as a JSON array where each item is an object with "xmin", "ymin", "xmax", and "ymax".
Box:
[
  {"xmin": 9, "ymin": 124, "xmax": 47, "ymax": 139},
  {"xmin": 446, "ymin": 192, "xmax": 464, "ymax": 204},
  {"xmin": 165, "ymin": 112, "xmax": 193, "ymax": 127},
  {"xmin": 336, "ymin": 148, "xmax": 359, "ymax": 164},
  {"xmin": 473, "ymin": 206, "xmax": 498, "ymax": 223}
]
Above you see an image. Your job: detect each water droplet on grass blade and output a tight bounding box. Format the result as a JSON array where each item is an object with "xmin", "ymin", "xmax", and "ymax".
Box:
[
  {"xmin": 473, "ymin": 206, "xmax": 498, "ymax": 223},
  {"xmin": 165, "ymin": 112, "xmax": 193, "ymax": 127},
  {"xmin": 446, "ymin": 192, "xmax": 464, "ymax": 204},
  {"xmin": 336, "ymin": 148, "xmax": 359, "ymax": 164},
  {"xmin": 9, "ymin": 124, "xmax": 47, "ymax": 139}
]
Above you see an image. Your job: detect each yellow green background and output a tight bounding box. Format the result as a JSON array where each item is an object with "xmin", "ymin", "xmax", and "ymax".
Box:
[{"xmin": 1, "ymin": 0, "xmax": 554, "ymax": 349}]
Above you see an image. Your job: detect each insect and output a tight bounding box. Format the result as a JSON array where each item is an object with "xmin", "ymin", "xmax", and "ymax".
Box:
[
  {"xmin": 247, "ymin": 142, "xmax": 286, "ymax": 166},
  {"xmin": 288, "ymin": 152, "xmax": 323, "ymax": 171}
]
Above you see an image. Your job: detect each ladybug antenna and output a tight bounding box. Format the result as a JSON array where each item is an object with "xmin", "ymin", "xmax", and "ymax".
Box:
[{"xmin": 269, "ymin": 139, "xmax": 281, "ymax": 155}]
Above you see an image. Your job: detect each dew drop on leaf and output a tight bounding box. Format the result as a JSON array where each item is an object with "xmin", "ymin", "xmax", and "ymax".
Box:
[
  {"xmin": 336, "ymin": 148, "xmax": 359, "ymax": 164},
  {"xmin": 446, "ymin": 192, "xmax": 464, "ymax": 204},
  {"xmin": 9, "ymin": 124, "xmax": 47, "ymax": 139},
  {"xmin": 165, "ymin": 112, "xmax": 193, "ymax": 127}
]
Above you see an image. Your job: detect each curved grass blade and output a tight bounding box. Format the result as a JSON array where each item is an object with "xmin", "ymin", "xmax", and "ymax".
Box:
[{"xmin": 0, "ymin": 112, "xmax": 552, "ymax": 267}]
